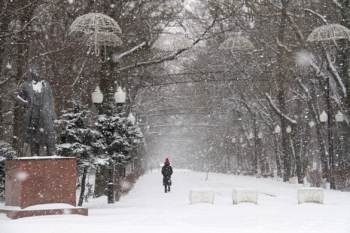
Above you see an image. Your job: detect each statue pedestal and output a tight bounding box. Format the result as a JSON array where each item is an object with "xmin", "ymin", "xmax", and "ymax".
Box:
[{"xmin": 0, "ymin": 156, "xmax": 88, "ymax": 219}]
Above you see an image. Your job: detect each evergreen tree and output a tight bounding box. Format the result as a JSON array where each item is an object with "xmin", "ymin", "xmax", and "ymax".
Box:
[
  {"xmin": 0, "ymin": 141, "xmax": 17, "ymax": 202},
  {"xmin": 93, "ymin": 91, "xmax": 143, "ymax": 197},
  {"xmin": 56, "ymin": 99, "xmax": 104, "ymax": 206},
  {"xmin": 95, "ymin": 90, "xmax": 143, "ymax": 166}
]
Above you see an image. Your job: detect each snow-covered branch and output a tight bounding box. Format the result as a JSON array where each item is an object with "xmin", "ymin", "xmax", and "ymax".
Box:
[
  {"xmin": 113, "ymin": 41, "xmax": 147, "ymax": 62},
  {"xmin": 116, "ymin": 19, "xmax": 217, "ymax": 72},
  {"xmin": 0, "ymin": 15, "xmax": 39, "ymax": 39},
  {"xmin": 71, "ymin": 54, "xmax": 89, "ymax": 87},
  {"xmin": 306, "ymin": 52, "xmax": 342, "ymax": 106},
  {"xmin": 116, "ymin": 48, "xmax": 188, "ymax": 72},
  {"xmin": 332, "ymin": 0, "xmax": 342, "ymax": 8},
  {"xmin": 28, "ymin": 47, "xmax": 67, "ymax": 63},
  {"xmin": 276, "ymin": 37, "xmax": 292, "ymax": 53},
  {"xmin": 304, "ymin": 9, "xmax": 328, "ymax": 24},
  {"xmin": 297, "ymin": 79, "xmax": 311, "ymax": 99},
  {"xmin": 0, "ymin": 78, "xmax": 9, "ymax": 86},
  {"xmin": 265, "ymin": 93, "xmax": 297, "ymax": 124},
  {"xmin": 325, "ymin": 50, "xmax": 347, "ymax": 97},
  {"xmin": 288, "ymin": 16, "xmax": 305, "ymax": 42}
]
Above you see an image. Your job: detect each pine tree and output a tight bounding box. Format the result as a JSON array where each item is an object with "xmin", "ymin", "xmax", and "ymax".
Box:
[
  {"xmin": 93, "ymin": 91, "xmax": 143, "ymax": 197},
  {"xmin": 95, "ymin": 90, "xmax": 143, "ymax": 164},
  {"xmin": 0, "ymin": 141, "xmax": 17, "ymax": 202},
  {"xmin": 56, "ymin": 99, "xmax": 104, "ymax": 206}
]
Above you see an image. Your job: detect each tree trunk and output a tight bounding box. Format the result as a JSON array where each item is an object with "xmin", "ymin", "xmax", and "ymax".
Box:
[
  {"xmin": 276, "ymin": 0, "xmax": 292, "ymax": 182},
  {"xmin": 277, "ymin": 87, "xmax": 292, "ymax": 182},
  {"xmin": 94, "ymin": 50, "xmax": 114, "ymax": 195},
  {"xmin": 274, "ymin": 134, "xmax": 283, "ymax": 178},
  {"xmin": 94, "ymin": 165, "xmax": 109, "ymax": 197},
  {"xmin": 290, "ymin": 115, "xmax": 303, "ymax": 184},
  {"xmin": 78, "ymin": 166, "xmax": 88, "ymax": 206},
  {"xmin": 12, "ymin": 3, "xmax": 33, "ymax": 156}
]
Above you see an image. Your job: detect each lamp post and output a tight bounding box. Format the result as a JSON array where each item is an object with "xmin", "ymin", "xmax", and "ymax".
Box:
[
  {"xmin": 91, "ymin": 85, "xmax": 126, "ymax": 204},
  {"xmin": 248, "ymin": 130, "xmax": 262, "ymax": 175},
  {"xmin": 257, "ymin": 132, "xmax": 263, "ymax": 174},
  {"xmin": 248, "ymin": 131, "xmax": 254, "ymax": 173},
  {"xmin": 306, "ymin": 24, "xmax": 350, "ymax": 189},
  {"xmin": 319, "ymin": 108, "xmax": 333, "ymax": 189},
  {"xmin": 232, "ymin": 137, "xmax": 237, "ymax": 172},
  {"xmin": 274, "ymin": 125, "xmax": 281, "ymax": 177},
  {"xmin": 335, "ymin": 111, "xmax": 345, "ymax": 169},
  {"xmin": 319, "ymin": 109, "xmax": 344, "ymax": 189}
]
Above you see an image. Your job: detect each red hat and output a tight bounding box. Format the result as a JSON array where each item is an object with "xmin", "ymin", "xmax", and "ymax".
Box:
[{"xmin": 165, "ymin": 158, "xmax": 169, "ymax": 163}]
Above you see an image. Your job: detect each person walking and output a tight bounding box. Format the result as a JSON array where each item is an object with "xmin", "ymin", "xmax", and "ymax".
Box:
[{"xmin": 161, "ymin": 158, "xmax": 173, "ymax": 193}]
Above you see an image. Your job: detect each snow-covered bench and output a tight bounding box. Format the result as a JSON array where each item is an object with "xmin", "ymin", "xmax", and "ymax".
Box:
[
  {"xmin": 289, "ymin": 177, "xmax": 298, "ymax": 184},
  {"xmin": 189, "ymin": 188, "xmax": 214, "ymax": 204},
  {"xmin": 232, "ymin": 188, "xmax": 258, "ymax": 204},
  {"xmin": 297, "ymin": 188, "xmax": 324, "ymax": 204}
]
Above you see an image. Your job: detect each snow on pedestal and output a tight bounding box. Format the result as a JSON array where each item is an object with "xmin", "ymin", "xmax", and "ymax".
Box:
[
  {"xmin": 298, "ymin": 188, "xmax": 324, "ymax": 204},
  {"xmin": 232, "ymin": 188, "xmax": 258, "ymax": 204},
  {"xmin": 189, "ymin": 188, "xmax": 214, "ymax": 204}
]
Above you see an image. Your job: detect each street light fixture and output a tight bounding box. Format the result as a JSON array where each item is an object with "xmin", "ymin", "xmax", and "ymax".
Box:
[
  {"xmin": 92, "ymin": 85, "xmax": 126, "ymax": 111},
  {"xmin": 286, "ymin": 125, "xmax": 292, "ymax": 134},
  {"xmin": 248, "ymin": 132, "xmax": 254, "ymax": 139},
  {"xmin": 128, "ymin": 112, "xmax": 136, "ymax": 124},
  {"xmin": 319, "ymin": 110, "xmax": 328, "ymax": 123},
  {"xmin": 114, "ymin": 86, "xmax": 126, "ymax": 103},
  {"xmin": 91, "ymin": 86, "xmax": 104, "ymax": 108},
  {"xmin": 335, "ymin": 111, "xmax": 344, "ymax": 122},
  {"xmin": 232, "ymin": 137, "xmax": 236, "ymax": 143},
  {"xmin": 91, "ymin": 85, "xmax": 126, "ymax": 204},
  {"xmin": 274, "ymin": 125, "xmax": 281, "ymax": 134}
]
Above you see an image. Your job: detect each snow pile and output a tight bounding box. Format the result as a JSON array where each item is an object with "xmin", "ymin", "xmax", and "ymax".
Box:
[{"xmin": 1, "ymin": 170, "xmax": 350, "ymax": 233}]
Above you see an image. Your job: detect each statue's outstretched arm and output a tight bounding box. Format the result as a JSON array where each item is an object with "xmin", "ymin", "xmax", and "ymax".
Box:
[{"xmin": 11, "ymin": 83, "xmax": 30, "ymax": 108}]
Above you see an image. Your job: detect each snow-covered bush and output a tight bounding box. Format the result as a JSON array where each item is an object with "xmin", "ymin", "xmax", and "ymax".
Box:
[
  {"xmin": 0, "ymin": 141, "xmax": 17, "ymax": 202},
  {"xmin": 55, "ymin": 100, "xmax": 105, "ymax": 206},
  {"xmin": 307, "ymin": 170, "xmax": 323, "ymax": 187},
  {"xmin": 114, "ymin": 168, "xmax": 145, "ymax": 201},
  {"xmin": 56, "ymin": 100, "xmax": 104, "ymax": 160},
  {"xmin": 332, "ymin": 169, "xmax": 350, "ymax": 191}
]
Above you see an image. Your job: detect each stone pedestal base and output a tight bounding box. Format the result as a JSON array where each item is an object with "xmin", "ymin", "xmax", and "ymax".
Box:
[
  {"xmin": 5, "ymin": 156, "xmax": 77, "ymax": 208},
  {"xmin": 0, "ymin": 205, "xmax": 88, "ymax": 219},
  {"xmin": 2, "ymin": 156, "xmax": 88, "ymax": 219}
]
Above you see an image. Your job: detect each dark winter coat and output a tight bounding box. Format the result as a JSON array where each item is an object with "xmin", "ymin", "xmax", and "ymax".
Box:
[
  {"xmin": 11, "ymin": 80, "xmax": 56, "ymax": 145},
  {"xmin": 162, "ymin": 162, "xmax": 173, "ymax": 186}
]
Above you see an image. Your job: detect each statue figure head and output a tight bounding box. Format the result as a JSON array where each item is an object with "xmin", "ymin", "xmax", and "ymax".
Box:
[{"xmin": 30, "ymin": 67, "xmax": 41, "ymax": 83}]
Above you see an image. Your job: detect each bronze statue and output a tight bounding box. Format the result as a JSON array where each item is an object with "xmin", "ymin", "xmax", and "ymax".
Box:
[{"xmin": 11, "ymin": 67, "xmax": 56, "ymax": 156}]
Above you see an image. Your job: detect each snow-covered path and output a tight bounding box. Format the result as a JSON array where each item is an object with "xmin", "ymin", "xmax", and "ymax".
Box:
[{"xmin": 1, "ymin": 169, "xmax": 350, "ymax": 233}]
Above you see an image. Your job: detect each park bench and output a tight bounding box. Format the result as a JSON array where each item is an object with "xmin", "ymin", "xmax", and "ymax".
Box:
[
  {"xmin": 189, "ymin": 188, "xmax": 214, "ymax": 204},
  {"xmin": 232, "ymin": 188, "xmax": 258, "ymax": 204},
  {"xmin": 297, "ymin": 188, "xmax": 324, "ymax": 204}
]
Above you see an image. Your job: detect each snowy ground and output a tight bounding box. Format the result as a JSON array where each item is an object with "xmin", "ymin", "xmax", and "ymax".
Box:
[{"xmin": 1, "ymin": 169, "xmax": 350, "ymax": 233}]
